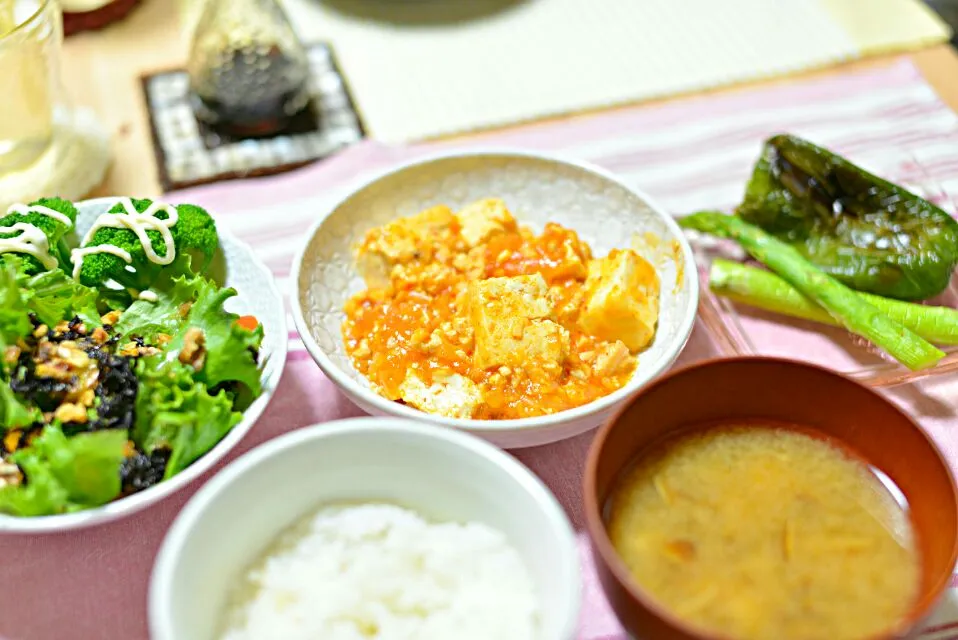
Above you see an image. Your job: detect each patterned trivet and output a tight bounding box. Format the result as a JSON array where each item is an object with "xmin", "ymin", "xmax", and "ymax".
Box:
[{"xmin": 141, "ymin": 43, "xmax": 365, "ymax": 192}]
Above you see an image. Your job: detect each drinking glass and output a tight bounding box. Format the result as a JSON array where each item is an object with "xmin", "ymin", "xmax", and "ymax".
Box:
[{"xmin": 0, "ymin": 0, "xmax": 62, "ymax": 174}]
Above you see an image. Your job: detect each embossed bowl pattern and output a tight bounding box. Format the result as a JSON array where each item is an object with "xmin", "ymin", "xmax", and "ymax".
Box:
[{"xmin": 291, "ymin": 150, "xmax": 699, "ymax": 448}]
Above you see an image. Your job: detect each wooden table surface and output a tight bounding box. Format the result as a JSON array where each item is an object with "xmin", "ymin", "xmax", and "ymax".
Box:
[{"xmin": 62, "ymin": 0, "xmax": 958, "ymax": 199}]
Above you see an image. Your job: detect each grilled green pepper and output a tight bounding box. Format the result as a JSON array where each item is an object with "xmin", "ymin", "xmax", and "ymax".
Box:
[{"xmin": 735, "ymin": 134, "xmax": 958, "ymax": 301}]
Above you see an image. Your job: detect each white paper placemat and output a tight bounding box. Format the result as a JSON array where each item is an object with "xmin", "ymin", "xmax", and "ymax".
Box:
[{"xmin": 177, "ymin": 0, "xmax": 950, "ymax": 143}]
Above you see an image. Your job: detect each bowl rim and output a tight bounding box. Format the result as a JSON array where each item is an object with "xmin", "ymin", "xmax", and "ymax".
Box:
[
  {"xmin": 583, "ymin": 355, "xmax": 958, "ymax": 640},
  {"xmin": 289, "ymin": 146, "xmax": 700, "ymax": 432},
  {"xmin": 148, "ymin": 416, "xmax": 583, "ymax": 640},
  {"xmin": 0, "ymin": 196, "xmax": 288, "ymax": 533}
]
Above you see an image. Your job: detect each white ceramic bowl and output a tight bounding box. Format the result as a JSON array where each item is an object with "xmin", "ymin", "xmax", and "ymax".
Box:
[
  {"xmin": 290, "ymin": 149, "xmax": 699, "ymax": 448},
  {"xmin": 149, "ymin": 417, "xmax": 581, "ymax": 640},
  {"xmin": 0, "ymin": 197, "xmax": 287, "ymax": 533}
]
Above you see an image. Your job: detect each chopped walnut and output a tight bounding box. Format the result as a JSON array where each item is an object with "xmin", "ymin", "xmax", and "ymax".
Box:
[
  {"xmin": 54, "ymin": 320, "xmax": 70, "ymax": 334},
  {"xmin": 56, "ymin": 342, "xmax": 91, "ymax": 368},
  {"xmin": 178, "ymin": 327, "xmax": 206, "ymax": 370},
  {"xmin": 101, "ymin": 310, "xmax": 122, "ymax": 326},
  {"xmin": 177, "ymin": 302, "xmax": 193, "ymax": 318},
  {"xmin": 0, "ymin": 462, "xmax": 22, "ymax": 488},
  {"xmin": 35, "ymin": 361, "xmax": 73, "ymax": 381},
  {"xmin": 156, "ymin": 333, "xmax": 173, "ymax": 346},
  {"xmin": 3, "ymin": 345, "xmax": 20, "ymax": 365},
  {"xmin": 3, "ymin": 430, "xmax": 21, "ymax": 453},
  {"xmin": 65, "ymin": 364, "xmax": 100, "ymax": 407},
  {"xmin": 54, "ymin": 402, "xmax": 88, "ymax": 424},
  {"xmin": 119, "ymin": 343, "xmax": 141, "ymax": 358},
  {"xmin": 78, "ymin": 388, "xmax": 96, "ymax": 407},
  {"xmin": 118, "ymin": 342, "xmax": 160, "ymax": 358},
  {"xmin": 91, "ymin": 327, "xmax": 109, "ymax": 345}
]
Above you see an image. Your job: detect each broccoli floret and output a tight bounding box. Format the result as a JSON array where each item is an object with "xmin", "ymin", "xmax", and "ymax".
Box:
[
  {"xmin": 170, "ymin": 203, "xmax": 218, "ymax": 269},
  {"xmin": 0, "ymin": 197, "xmax": 78, "ymax": 275},
  {"xmin": 76, "ymin": 199, "xmax": 219, "ymax": 292}
]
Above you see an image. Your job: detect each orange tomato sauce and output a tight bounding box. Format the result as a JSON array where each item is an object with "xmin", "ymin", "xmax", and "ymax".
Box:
[{"xmin": 343, "ymin": 221, "xmax": 638, "ymax": 420}]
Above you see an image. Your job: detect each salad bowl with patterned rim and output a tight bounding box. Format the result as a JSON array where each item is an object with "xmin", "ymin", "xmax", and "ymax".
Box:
[
  {"xmin": 290, "ymin": 149, "xmax": 699, "ymax": 448},
  {"xmin": 0, "ymin": 197, "xmax": 287, "ymax": 533}
]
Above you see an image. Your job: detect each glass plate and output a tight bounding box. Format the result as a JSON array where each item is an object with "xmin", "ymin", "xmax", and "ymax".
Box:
[{"xmin": 690, "ymin": 152, "xmax": 958, "ymax": 388}]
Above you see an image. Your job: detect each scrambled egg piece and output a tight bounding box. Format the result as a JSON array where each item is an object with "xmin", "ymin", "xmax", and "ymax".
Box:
[
  {"xmin": 343, "ymin": 199, "xmax": 661, "ymax": 420},
  {"xmin": 578, "ymin": 249, "xmax": 660, "ymax": 352}
]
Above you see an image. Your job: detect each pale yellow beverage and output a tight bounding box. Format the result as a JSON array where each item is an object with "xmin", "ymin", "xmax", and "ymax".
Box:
[
  {"xmin": 0, "ymin": 0, "xmax": 57, "ymax": 173},
  {"xmin": 607, "ymin": 425, "xmax": 921, "ymax": 640}
]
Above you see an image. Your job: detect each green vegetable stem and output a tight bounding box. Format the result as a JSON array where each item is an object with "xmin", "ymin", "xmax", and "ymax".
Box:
[
  {"xmin": 710, "ymin": 259, "xmax": 958, "ymax": 345},
  {"xmin": 681, "ymin": 211, "xmax": 945, "ymax": 371},
  {"xmin": 736, "ymin": 134, "xmax": 958, "ymax": 301}
]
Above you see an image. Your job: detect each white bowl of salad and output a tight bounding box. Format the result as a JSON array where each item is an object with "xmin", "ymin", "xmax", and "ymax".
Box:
[{"xmin": 0, "ymin": 197, "xmax": 286, "ymax": 532}]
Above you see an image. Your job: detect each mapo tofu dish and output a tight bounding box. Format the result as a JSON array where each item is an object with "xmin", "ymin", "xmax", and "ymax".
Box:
[{"xmin": 342, "ymin": 199, "xmax": 660, "ymax": 420}]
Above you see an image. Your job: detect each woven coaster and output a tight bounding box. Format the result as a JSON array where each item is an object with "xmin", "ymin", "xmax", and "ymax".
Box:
[{"xmin": 141, "ymin": 43, "xmax": 365, "ymax": 192}]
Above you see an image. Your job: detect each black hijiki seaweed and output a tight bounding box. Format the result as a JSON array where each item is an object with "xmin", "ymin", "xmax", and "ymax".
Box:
[
  {"xmin": 119, "ymin": 449, "xmax": 170, "ymax": 495},
  {"xmin": 13, "ymin": 316, "xmax": 138, "ymax": 433},
  {"xmin": 85, "ymin": 348, "xmax": 138, "ymax": 434},
  {"xmin": 4, "ymin": 316, "xmax": 166, "ymax": 494}
]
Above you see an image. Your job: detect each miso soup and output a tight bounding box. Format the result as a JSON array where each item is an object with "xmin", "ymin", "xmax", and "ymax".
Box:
[{"xmin": 606, "ymin": 425, "xmax": 920, "ymax": 640}]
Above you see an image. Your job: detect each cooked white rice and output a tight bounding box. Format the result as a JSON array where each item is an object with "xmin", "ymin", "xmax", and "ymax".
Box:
[{"xmin": 220, "ymin": 503, "xmax": 540, "ymax": 640}]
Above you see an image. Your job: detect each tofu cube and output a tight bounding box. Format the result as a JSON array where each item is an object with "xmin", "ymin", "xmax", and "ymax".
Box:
[
  {"xmin": 356, "ymin": 205, "xmax": 456, "ymax": 287},
  {"xmin": 466, "ymin": 273, "xmax": 569, "ymax": 372},
  {"xmin": 455, "ymin": 198, "xmax": 517, "ymax": 248},
  {"xmin": 578, "ymin": 249, "xmax": 660, "ymax": 352},
  {"xmin": 398, "ymin": 371, "xmax": 482, "ymax": 419}
]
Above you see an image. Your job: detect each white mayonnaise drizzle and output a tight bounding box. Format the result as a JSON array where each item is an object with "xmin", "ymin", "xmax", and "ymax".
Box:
[
  {"xmin": 71, "ymin": 198, "xmax": 179, "ymax": 280},
  {"xmin": 138, "ymin": 290, "xmax": 159, "ymax": 302},
  {"xmin": 70, "ymin": 246, "xmax": 133, "ymax": 279},
  {"xmin": 0, "ymin": 223, "xmax": 59, "ymax": 270},
  {"xmin": 5, "ymin": 203, "xmax": 74, "ymax": 228},
  {"xmin": 0, "ymin": 202, "xmax": 75, "ymax": 269}
]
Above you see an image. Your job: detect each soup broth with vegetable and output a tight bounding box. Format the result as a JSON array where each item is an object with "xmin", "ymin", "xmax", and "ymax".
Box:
[{"xmin": 606, "ymin": 425, "xmax": 920, "ymax": 640}]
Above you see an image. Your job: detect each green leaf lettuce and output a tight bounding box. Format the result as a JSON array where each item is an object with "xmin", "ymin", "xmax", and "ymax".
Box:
[
  {"xmin": 0, "ymin": 424, "xmax": 127, "ymax": 516},
  {"xmin": 133, "ymin": 357, "xmax": 240, "ymax": 479}
]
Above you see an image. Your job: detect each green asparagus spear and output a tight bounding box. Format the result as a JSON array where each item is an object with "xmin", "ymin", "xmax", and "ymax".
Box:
[
  {"xmin": 710, "ymin": 259, "xmax": 958, "ymax": 345},
  {"xmin": 681, "ymin": 211, "xmax": 945, "ymax": 370}
]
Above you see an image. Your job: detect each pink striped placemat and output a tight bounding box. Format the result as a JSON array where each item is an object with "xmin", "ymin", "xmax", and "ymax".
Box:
[{"xmin": 3, "ymin": 59, "xmax": 958, "ymax": 640}]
